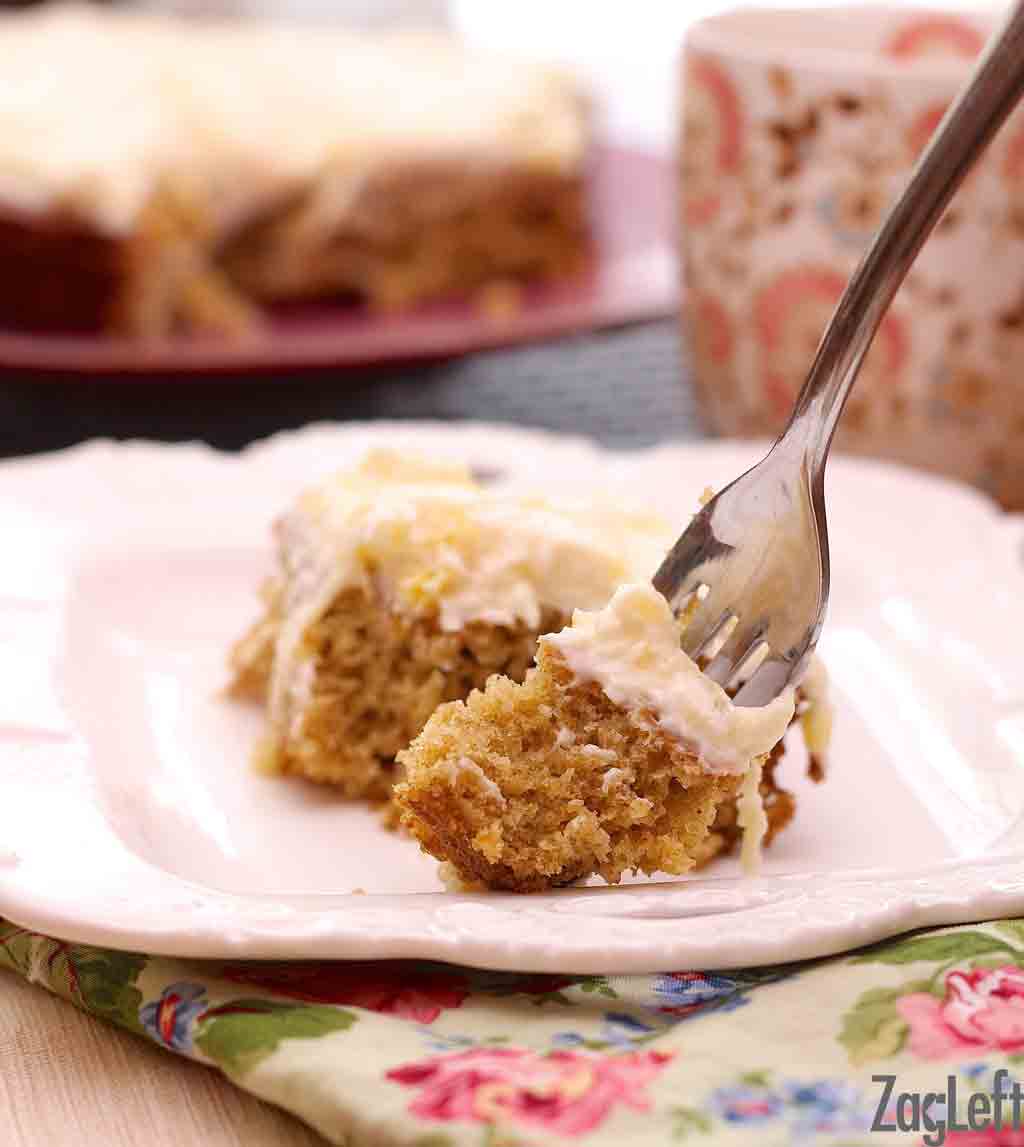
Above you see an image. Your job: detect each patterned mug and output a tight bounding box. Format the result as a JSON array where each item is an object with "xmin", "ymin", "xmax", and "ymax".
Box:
[{"xmin": 681, "ymin": 7, "xmax": 1024, "ymax": 509}]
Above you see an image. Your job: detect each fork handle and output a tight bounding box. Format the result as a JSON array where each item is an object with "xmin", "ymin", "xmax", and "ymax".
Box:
[{"xmin": 782, "ymin": 0, "xmax": 1024, "ymax": 470}]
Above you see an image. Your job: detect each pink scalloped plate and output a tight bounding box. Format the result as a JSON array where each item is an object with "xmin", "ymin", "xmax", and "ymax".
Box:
[
  {"xmin": 0, "ymin": 147, "xmax": 673, "ymax": 379},
  {"xmin": 1, "ymin": 423, "xmax": 1024, "ymax": 972}
]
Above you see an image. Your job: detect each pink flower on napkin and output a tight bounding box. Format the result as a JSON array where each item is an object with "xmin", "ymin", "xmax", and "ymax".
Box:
[
  {"xmin": 220, "ymin": 961, "xmax": 468, "ymax": 1023},
  {"xmin": 387, "ymin": 1046, "xmax": 673, "ymax": 1136},
  {"xmin": 899, "ymin": 966, "xmax": 1024, "ymax": 1060}
]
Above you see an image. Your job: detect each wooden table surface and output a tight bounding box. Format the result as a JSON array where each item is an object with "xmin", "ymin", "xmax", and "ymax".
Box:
[{"xmin": 1, "ymin": 974, "xmax": 327, "ymax": 1147}]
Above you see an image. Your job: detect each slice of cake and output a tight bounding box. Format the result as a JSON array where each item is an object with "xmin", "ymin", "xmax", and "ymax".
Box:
[
  {"xmin": 231, "ymin": 450, "xmax": 670, "ymax": 800},
  {"xmin": 0, "ymin": 4, "xmax": 589, "ymax": 337},
  {"xmin": 394, "ymin": 582, "xmax": 797, "ymax": 891}
]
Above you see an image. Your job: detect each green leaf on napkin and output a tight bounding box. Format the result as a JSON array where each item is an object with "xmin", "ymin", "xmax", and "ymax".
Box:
[
  {"xmin": 0, "ymin": 930, "xmax": 146, "ymax": 1034},
  {"xmin": 850, "ymin": 930, "xmax": 1012, "ymax": 966},
  {"xmin": 578, "ymin": 976, "xmax": 618, "ymax": 999},
  {"xmin": 0, "ymin": 923, "xmax": 35, "ymax": 977},
  {"xmin": 64, "ymin": 947, "xmax": 147, "ymax": 1034},
  {"xmin": 738, "ymin": 1069, "xmax": 772, "ymax": 1087},
  {"xmin": 196, "ymin": 998, "xmax": 356, "ymax": 1074},
  {"xmin": 838, "ymin": 983, "xmax": 922, "ymax": 1065},
  {"xmin": 671, "ymin": 1105, "xmax": 712, "ymax": 1138}
]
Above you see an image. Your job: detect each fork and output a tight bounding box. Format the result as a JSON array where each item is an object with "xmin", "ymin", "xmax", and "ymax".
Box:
[{"xmin": 653, "ymin": 1, "xmax": 1024, "ymax": 707}]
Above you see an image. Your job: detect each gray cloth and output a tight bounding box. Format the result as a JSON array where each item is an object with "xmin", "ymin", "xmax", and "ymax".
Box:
[{"xmin": 0, "ymin": 321, "xmax": 706, "ymax": 456}]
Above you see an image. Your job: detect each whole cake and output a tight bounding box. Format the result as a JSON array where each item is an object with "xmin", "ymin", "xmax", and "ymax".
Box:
[
  {"xmin": 394, "ymin": 583, "xmax": 800, "ymax": 890},
  {"xmin": 0, "ymin": 4, "xmax": 590, "ymax": 336}
]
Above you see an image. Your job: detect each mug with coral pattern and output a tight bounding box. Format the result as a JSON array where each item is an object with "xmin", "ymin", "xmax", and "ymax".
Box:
[{"xmin": 682, "ymin": 7, "xmax": 1024, "ymax": 508}]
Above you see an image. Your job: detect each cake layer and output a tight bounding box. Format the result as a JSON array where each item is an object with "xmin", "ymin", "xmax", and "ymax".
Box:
[
  {"xmin": 0, "ymin": 208, "xmax": 127, "ymax": 333},
  {"xmin": 0, "ymin": 183, "xmax": 256, "ymax": 336},
  {"xmin": 222, "ymin": 163, "xmax": 588, "ymax": 308},
  {"xmin": 263, "ymin": 587, "xmax": 566, "ymax": 799}
]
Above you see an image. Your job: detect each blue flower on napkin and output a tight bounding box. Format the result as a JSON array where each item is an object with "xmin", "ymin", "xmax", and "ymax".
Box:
[
  {"xmin": 139, "ymin": 981, "xmax": 209, "ymax": 1051},
  {"xmin": 783, "ymin": 1078, "xmax": 871, "ymax": 1136},
  {"xmin": 650, "ymin": 971, "xmax": 749, "ymax": 1018},
  {"xmin": 552, "ymin": 1011, "xmax": 657, "ymax": 1052},
  {"xmin": 708, "ymin": 1081, "xmax": 784, "ymax": 1124}
]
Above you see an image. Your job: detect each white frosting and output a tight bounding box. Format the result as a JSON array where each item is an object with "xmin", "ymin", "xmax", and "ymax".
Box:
[
  {"xmin": 0, "ymin": 4, "xmax": 586, "ymax": 235},
  {"xmin": 737, "ymin": 757, "xmax": 768, "ymax": 876},
  {"xmin": 0, "ymin": 8, "xmax": 179, "ymax": 232},
  {"xmin": 799, "ymin": 654, "xmax": 834, "ymax": 755},
  {"xmin": 544, "ymin": 583, "xmax": 795, "ymax": 775},
  {"xmin": 269, "ymin": 449, "xmax": 672, "ymax": 737}
]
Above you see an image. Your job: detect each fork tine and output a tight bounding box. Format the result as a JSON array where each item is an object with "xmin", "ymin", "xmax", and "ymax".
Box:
[
  {"xmin": 731, "ymin": 656, "xmax": 795, "ymax": 708},
  {"xmin": 654, "ymin": 420, "xmax": 829, "ymax": 704},
  {"xmin": 724, "ymin": 637, "xmax": 771, "ymax": 693},
  {"xmin": 681, "ymin": 608, "xmax": 737, "ymax": 663},
  {"xmin": 704, "ymin": 628, "xmax": 770, "ymax": 689}
]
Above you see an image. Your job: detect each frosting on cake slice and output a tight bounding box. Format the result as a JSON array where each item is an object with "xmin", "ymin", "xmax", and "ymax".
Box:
[{"xmin": 545, "ymin": 583, "xmax": 794, "ymax": 775}]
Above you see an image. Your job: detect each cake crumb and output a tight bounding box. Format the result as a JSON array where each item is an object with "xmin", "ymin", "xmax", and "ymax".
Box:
[
  {"xmin": 252, "ymin": 734, "xmax": 282, "ymax": 775},
  {"xmin": 438, "ymin": 861, "xmax": 487, "ymax": 892}
]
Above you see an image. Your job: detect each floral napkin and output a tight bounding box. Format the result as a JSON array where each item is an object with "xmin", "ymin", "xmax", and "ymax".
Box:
[{"xmin": 4, "ymin": 915, "xmax": 1024, "ymax": 1145}]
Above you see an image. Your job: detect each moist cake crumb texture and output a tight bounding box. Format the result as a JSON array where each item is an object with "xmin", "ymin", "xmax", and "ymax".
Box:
[
  {"xmin": 269, "ymin": 588, "xmax": 565, "ymax": 799},
  {"xmin": 395, "ymin": 643, "xmax": 742, "ymax": 891},
  {"xmin": 395, "ymin": 583, "xmax": 798, "ymax": 891}
]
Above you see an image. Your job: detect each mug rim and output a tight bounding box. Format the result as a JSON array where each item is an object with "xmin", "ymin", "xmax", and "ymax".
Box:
[{"xmin": 685, "ymin": 5, "xmax": 999, "ymax": 82}]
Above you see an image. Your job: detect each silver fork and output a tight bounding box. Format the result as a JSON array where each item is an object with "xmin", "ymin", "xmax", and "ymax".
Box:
[{"xmin": 654, "ymin": 1, "xmax": 1024, "ymax": 707}]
